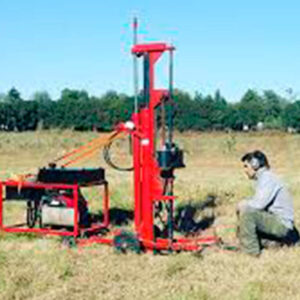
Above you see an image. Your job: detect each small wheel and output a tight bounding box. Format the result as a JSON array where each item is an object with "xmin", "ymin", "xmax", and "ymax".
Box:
[
  {"xmin": 113, "ymin": 231, "xmax": 141, "ymax": 254},
  {"xmin": 26, "ymin": 201, "xmax": 36, "ymax": 228},
  {"xmin": 37, "ymin": 203, "xmax": 43, "ymax": 228},
  {"xmin": 38, "ymin": 211, "xmax": 43, "ymax": 228},
  {"xmin": 79, "ymin": 231, "xmax": 89, "ymax": 239},
  {"xmin": 62, "ymin": 236, "xmax": 77, "ymax": 248}
]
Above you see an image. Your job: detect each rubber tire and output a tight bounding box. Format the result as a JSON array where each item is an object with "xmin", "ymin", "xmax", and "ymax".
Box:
[{"xmin": 26, "ymin": 201, "xmax": 36, "ymax": 228}]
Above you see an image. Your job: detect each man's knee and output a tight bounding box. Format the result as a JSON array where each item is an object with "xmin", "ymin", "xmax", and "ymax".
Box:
[
  {"xmin": 239, "ymin": 204, "xmax": 258, "ymax": 217},
  {"xmin": 238, "ymin": 206, "xmax": 260, "ymax": 232}
]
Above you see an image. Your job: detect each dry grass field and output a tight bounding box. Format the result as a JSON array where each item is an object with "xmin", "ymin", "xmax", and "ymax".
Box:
[{"xmin": 1, "ymin": 130, "xmax": 300, "ymax": 300}]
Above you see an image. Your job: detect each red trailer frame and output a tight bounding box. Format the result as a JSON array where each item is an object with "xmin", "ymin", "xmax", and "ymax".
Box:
[{"xmin": 0, "ymin": 180, "xmax": 109, "ymax": 239}]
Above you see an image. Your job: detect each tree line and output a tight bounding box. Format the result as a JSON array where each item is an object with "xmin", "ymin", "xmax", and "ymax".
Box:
[{"xmin": 0, "ymin": 87, "xmax": 299, "ymax": 132}]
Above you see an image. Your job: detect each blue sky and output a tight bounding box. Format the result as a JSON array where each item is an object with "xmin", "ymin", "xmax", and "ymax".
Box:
[{"xmin": 0, "ymin": 0, "xmax": 299, "ymax": 101}]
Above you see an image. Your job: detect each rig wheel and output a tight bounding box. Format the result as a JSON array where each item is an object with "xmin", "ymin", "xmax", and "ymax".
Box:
[
  {"xmin": 113, "ymin": 231, "xmax": 141, "ymax": 254},
  {"xmin": 62, "ymin": 236, "xmax": 77, "ymax": 248},
  {"xmin": 26, "ymin": 201, "xmax": 36, "ymax": 228}
]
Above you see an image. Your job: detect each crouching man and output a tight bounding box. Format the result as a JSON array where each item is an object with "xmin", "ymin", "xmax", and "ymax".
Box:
[{"xmin": 237, "ymin": 150, "xmax": 299, "ymax": 256}]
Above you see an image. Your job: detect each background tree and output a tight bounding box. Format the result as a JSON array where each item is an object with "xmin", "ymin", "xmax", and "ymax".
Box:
[
  {"xmin": 0, "ymin": 86, "xmax": 297, "ymax": 132},
  {"xmin": 283, "ymin": 100, "xmax": 300, "ymax": 130},
  {"xmin": 173, "ymin": 90, "xmax": 200, "ymax": 131},
  {"xmin": 238, "ymin": 89, "xmax": 264, "ymax": 128},
  {"xmin": 262, "ymin": 90, "xmax": 287, "ymax": 129},
  {"xmin": 32, "ymin": 91, "xmax": 53, "ymax": 129}
]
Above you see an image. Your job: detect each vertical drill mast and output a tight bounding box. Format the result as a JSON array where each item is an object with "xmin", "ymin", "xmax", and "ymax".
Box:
[{"xmin": 131, "ymin": 43, "xmax": 184, "ymax": 248}]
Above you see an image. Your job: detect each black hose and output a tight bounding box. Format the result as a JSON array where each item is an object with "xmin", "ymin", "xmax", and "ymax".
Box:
[{"xmin": 103, "ymin": 141, "xmax": 133, "ymax": 172}]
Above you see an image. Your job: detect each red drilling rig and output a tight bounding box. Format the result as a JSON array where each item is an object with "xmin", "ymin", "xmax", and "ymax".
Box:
[{"xmin": 0, "ymin": 19, "xmax": 220, "ymax": 253}]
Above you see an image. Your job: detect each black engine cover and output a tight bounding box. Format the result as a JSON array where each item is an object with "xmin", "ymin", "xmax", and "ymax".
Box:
[{"xmin": 37, "ymin": 167, "xmax": 105, "ymax": 185}]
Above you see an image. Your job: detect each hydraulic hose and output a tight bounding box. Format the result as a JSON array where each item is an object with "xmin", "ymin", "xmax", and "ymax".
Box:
[{"xmin": 103, "ymin": 141, "xmax": 133, "ymax": 172}]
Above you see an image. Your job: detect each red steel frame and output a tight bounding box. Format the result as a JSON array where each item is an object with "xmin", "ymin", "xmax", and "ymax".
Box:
[
  {"xmin": 0, "ymin": 180, "xmax": 109, "ymax": 238},
  {"xmin": 131, "ymin": 43, "xmax": 174, "ymax": 244}
]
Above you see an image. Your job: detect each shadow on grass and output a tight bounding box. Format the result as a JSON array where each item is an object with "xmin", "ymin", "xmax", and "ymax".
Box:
[
  {"xmin": 91, "ymin": 207, "xmax": 134, "ymax": 226},
  {"xmin": 91, "ymin": 195, "xmax": 216, "ymax": 235},
  {"xmin": 174, "ymin": 194, "xmax": 216, "ymax": 235}
]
